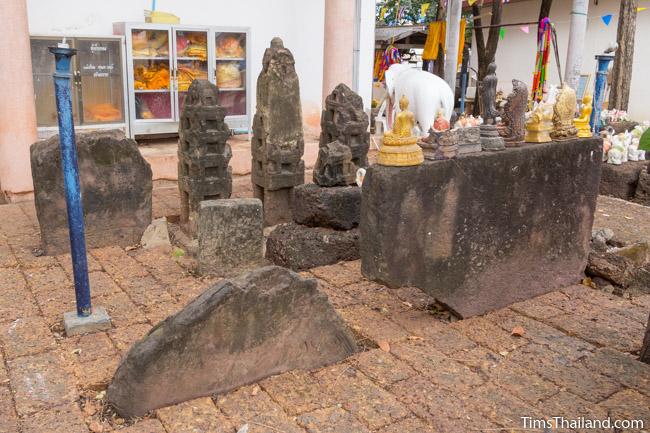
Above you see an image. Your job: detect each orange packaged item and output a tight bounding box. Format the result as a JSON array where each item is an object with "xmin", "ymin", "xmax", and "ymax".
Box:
[
  {"xmin": 216, "ymin": 62, "xmax": 242, "ymax": 88},
  {"xmin": 84, "ymin": 103, "xmax": 122, "ymax": 122},
  {"xmin": 216, "ymin": 35, "xmax": 244, "ymax": 58}
]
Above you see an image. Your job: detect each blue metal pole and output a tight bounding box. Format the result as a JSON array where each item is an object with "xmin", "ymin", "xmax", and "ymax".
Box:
[
  {"xmin": 49, "ymin": 45, "xmax": 92, "ymax": 317},
  {"xmin": 590, "ymin": 54, "xmax": 614, "ymax": 133}
]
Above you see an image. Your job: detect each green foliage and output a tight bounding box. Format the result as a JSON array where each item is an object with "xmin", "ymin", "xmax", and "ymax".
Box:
[
  {"xmin": 376, "ymin": 0, "xmax": 440, "ymax": 25},
  {"xmin": 639, "ymin": 128, "xmax": 650, "ymax": 152}
]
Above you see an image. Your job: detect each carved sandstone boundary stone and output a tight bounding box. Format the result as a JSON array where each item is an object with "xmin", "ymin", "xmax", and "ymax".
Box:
[
  {"xmin": 107, "ymin": 266, "xmax": 358, "ymax": 418},
  {"xmin": 319, "ymin": 83, "xmax": 370, "ymax": 169},
  {"xmin": 178, "ymin": 80, "xmax": 233, "ymax": 235},
  {"xmin": 361, "ymin": 138, "xmax": 602, "ymax": 318},
  {"xmin": 251, "ymin": 38, "xmax": 305, "ymax": 226},
  {"xmin": 31, "ymin": 130, "xmax": 152, "ymax": 255}
]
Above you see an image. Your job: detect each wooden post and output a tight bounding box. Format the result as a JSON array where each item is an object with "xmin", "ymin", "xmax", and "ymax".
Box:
[{"xmin": 609, "ymin": 0, "xmax": 638, "ymax": 110}]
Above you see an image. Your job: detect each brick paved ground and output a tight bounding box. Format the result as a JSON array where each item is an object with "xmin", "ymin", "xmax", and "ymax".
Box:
[{"xmin": 0, "ymin": 186, "xmax": 649, "ymax": 433}]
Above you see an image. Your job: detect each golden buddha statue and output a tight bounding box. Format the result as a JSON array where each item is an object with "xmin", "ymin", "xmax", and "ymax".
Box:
[
  {"xmin": 524, "ymin": 101, "xmax": 553, "ymax": 143},
  {"xmin": 573, "ymin": 93, "xmax": 593, "ymax": 138},
  {"xmin": 550, "ymin": 84, "xmax": 578, "ymax": 140},
  {"xmin": 378, "ymin": 95, "xmax": 424, "ymax": 166}
]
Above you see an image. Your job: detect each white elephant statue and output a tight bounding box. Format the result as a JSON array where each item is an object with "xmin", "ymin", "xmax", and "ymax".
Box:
[{"xmin": 384, "ymin": 63, "xmax": 454, "ymax": 136}]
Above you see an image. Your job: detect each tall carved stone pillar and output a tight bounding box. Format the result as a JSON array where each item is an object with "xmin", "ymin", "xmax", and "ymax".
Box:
[{"xmin": 251, "ymin": 38, "xmax": 305, "ymax": 226}]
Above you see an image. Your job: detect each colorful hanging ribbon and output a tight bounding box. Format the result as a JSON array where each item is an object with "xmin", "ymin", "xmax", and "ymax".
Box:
[
  {"xmin": 376, "ymin": 44, "xmax": 401, "ymax": 82},
  {"xmin": 531, "ymin": 17, "xmax": 552, "ymax": 104}
]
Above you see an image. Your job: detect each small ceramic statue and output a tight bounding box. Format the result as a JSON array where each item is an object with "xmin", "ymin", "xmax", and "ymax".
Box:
[
  {"xmin": 498, "ymin": 79, "xmax": 528, "ymax": 146},
  {"xmin": 525, "ymin": 101, "xmax": 553, "ymax": 143},
  {"xmin": 378, "ymin": 95, "xmax": 424, "ymax": 166},
  {"xmin": 433, "ymin": 110, "xmax": 450, "ymax": 131},
  {"xmin": 479, "ymin": 62, "xmax": 505, "ymax": 151},
  {"xmin": 550, "ymin": 84, "xmax": 578, "ymax": 140},
  {"xmin": 573, "ymin": 93, "xmax": 593, "ymax": 138}
]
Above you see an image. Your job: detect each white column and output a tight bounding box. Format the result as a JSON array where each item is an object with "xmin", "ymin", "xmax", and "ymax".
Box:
[
  {"xmin": 322, "ymin": 0, "xmax": 355, "ymax": 103},
  {"xmin": 565, "ymin": 0, "xmax": 589, "ymax": 91},
  {"xmin": 444, "ymin": 0, "xmax": 463, "ymax": 92},
  {"xmin": 0, "ymin": 0, "xmax": 37, "ymax": 201}
]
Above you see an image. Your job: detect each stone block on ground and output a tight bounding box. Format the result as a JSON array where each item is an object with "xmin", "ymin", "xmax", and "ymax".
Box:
[
  {"xmin": 641, "ymin": 313, "xmax": 650, "ymax": 364},
  {"xmin": 361, "ymin": 138, "xmax": 602, "ymax": 318},
  {"xmin": 599, "ymin": 160, "xmax": 648, "ymax": 200},
  {"xmin": 140, "ymin": 217, "xmax": 171, "ymax": 251},
  {"xmin": 107, "ymin": 266, "xmax": 358, "ymax": 418},
  {"xmin": 197, "ymin": 199, "xmax": 264, "ymax": 275},
  {"xmin": 31, "ymin": 130, "xmax": 152, "ymax": 255},
  {"xmin": 635, "ymin": 166, "xmax": 650, "ymax": 205},
  {"xmin": 266, "ymin": 223, "xmax": 359, "ymax": 271},
  {"xmin": 292, "ymin": 183, "xmax": 361, "ymax": 230},
  {"xmin": 63, "ymin": 307, "xmax": 112, "ymax": 337}
]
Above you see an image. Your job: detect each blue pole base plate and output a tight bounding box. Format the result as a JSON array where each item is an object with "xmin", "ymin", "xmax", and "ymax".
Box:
[{"xmin": 63, "ymin": 306, "xmax": 112, "ymax": 337}]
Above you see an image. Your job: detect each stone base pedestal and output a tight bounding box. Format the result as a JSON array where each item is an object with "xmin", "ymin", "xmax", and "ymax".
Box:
[
  {"xmin": 292, "ymin": 184, "xmax": 360, "ymax": 230},
  {"xmin": 254, "ymin": 185, "xmax": 293, "ymax": 227},
  {"xmin": 599, "ymin": 160, "xmax": 649, "ymax": 200},
  {"xmin": 360, "ymin": 138, "xmax": 603, "ymax": 318},
  {"xmin": 480, "ymin": 125, "xmax": 505, "ymax": 151},
  {"xmin": 635, "ymin": 166, "xmax": 650, "ymax": 206},
  {"xmin": 63, "ymin": 307, "xmax": 111, "ymax": 337},
  {"xmin": 266, "ymin": 223, "xmax": 359, "ymax": 271}
]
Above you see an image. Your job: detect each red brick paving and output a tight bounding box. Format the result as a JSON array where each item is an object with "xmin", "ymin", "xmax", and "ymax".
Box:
[{"xmin": 0, "ymin": 188, "xmax": 648, "ymax": 432}]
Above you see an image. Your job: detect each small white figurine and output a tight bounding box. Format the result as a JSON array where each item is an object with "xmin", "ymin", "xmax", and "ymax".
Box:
[{"xmin": 356, "ymin": 167, "xmax": 366, "ymax": 187}]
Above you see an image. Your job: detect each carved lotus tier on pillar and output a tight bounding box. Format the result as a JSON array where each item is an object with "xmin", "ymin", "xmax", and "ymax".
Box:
[
  {"xmin": 378, "ymin": 95, "xmax": 423, "ymax": 167},
  {"xmin": 574, "ymin": 93, "xmax": 593, "ymax": 138},
  {"xmin": 550, "ymin": 84, "xmax": 578, "ymax": 141}
]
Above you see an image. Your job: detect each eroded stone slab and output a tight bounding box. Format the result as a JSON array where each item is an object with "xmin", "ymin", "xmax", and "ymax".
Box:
[
  {"xmin": 107, "ymin": 266, "xmax": 357, "ymax": 418},
  {"xmin": 31, "ymin": 130, "xmax": 152, "ymax": 255},
  {"xmin": 361, "ymin": 138, "xmax": 602, "ymax": 317},
  {"xmin": 197, "ymin": 198, "xmax": 264, "ymax": 275}
]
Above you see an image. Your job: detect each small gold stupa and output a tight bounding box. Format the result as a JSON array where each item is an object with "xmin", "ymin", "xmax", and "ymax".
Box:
[
  {"xmin": 377, "ymin": 95, "xmax": 424, "ymax": 167},
  {"xmin": 573, "ymin": 93, "xmax": 593, "ymax": 138}
]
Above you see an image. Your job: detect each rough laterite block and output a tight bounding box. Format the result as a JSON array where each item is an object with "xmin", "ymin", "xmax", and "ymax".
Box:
[
  {"xmin": 266, "ymin": 223, "xmax": 359, "ymax": 271},
  {"xmin": 361, "ymin": 138, "xmax": 603, "ymax": 318},
  {"xmin": 599, "ymin": 160, "xmax": 648, "ymax": 200},
  {"xmin": 31, "ymin": 130, "xmax": 152, "ymax": 255},
  {"xmin": 292, "ymin": 183, "xmax": 361, "ymax": 230},
  {"xmin": 197, "ymin": 199, "xmax": 264, "ymax": 275},
  {"xmin": 107, "ymin": 266, "xmax": 358, "ymax": 418}
]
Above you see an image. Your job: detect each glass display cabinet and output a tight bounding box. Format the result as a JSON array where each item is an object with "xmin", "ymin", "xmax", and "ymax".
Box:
[
  {"xmin": 30, "ymin": 35, "xmax": 128, "ymax": 138},
  {"xmin": 115, "ymin": 23, "xmax": 250, "ymax": 136}
]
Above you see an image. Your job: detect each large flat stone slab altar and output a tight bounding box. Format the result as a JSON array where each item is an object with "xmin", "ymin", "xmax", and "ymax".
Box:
[
  {"xmin": 107, "ymin": 266, "xmax": 357, "ymax": 418},
  {"xmin": 361, "ymin": 138, "xmax": 603, "ymax": 318},
  {"xmin": 599, "ymin": 160, "xmax": 648, "ymax": 201}
]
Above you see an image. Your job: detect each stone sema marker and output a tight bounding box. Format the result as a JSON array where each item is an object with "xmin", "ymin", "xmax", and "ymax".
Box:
[
  {"xmin": 31, "ymin": 130, "xmax": 152, "ymax": 255},
  {"xmin": 361, "ymin": 138, "xmax": 602, "ymax": 318},
  {"xmin": 107, "ymin": 266, "xmax": 357, "ymax": 418}
]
